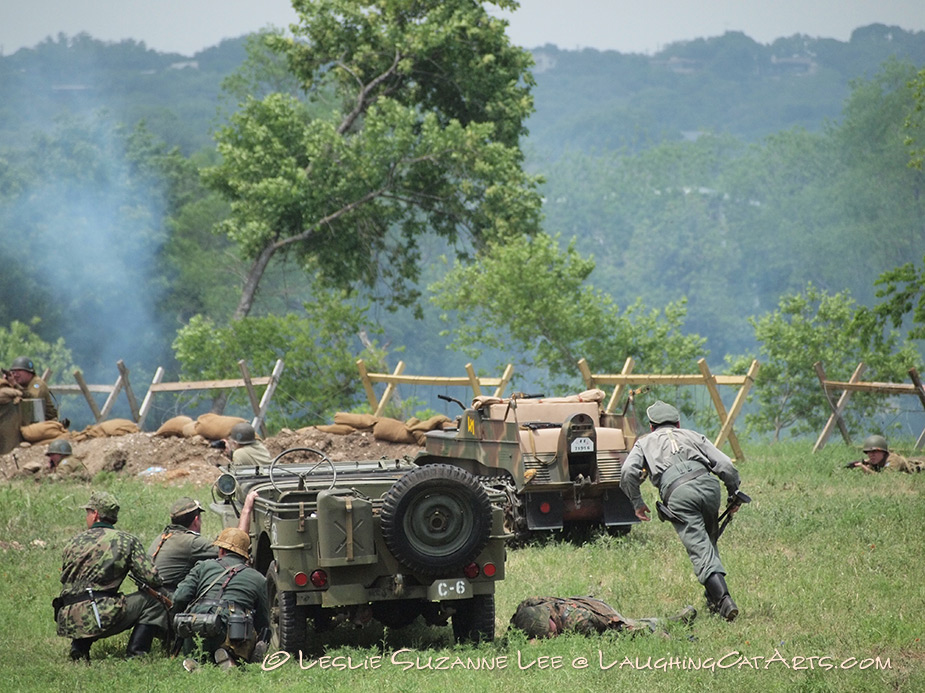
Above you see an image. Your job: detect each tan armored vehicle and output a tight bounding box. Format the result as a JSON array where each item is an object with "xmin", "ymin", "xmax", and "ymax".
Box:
[
  {"xmin": 414, "ymin": 389, "xmax": 640, "ymax": 540},
  {"xmin": 211, "ymin": 448, "xmax": 508, "ymax": 652}
]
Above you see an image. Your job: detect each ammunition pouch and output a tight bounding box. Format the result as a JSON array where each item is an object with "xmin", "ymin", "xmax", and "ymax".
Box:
[{"xmin": 173, "ymin": 612, "xmax": 224, "ymax": 639}]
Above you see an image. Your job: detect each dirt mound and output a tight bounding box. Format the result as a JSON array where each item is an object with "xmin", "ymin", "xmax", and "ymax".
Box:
[{"xmin": 0, "ymin": 427, "xmax": 424, "ymax": 487}]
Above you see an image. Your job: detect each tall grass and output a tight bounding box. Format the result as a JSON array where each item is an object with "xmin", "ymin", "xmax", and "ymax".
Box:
[{"xmin": 0, "ymin": 441, "xmax": 922, "ymax": 692}]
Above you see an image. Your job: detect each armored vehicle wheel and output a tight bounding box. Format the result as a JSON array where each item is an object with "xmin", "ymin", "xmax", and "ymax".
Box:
[
  {"xmin": 267, "ymin": 561, "xmax": 308, "ymax": 652},
  {"xmin": 371, "ymin": 599, "xmax": 424, "ymax": 629},
  {"xmin": 451, "ymin": 593, "xmax": 495, "ymax": 644},
  {"xmin": 381, "ymin": 464, "xmax": 491, "ymax": 576}
]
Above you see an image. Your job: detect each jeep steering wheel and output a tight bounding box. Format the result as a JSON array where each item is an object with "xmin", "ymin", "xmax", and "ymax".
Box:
[{"xmin": 269, "ymin": 447, "xmax": 337, "ymax": 494}]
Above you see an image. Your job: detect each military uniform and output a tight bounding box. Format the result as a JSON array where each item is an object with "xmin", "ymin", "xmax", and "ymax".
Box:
[
  {"xmin": 55, "ymin": 492, "xmax": 161, "ymax": 660},
  {"xmin": 22, "ymin": 373, "xmax": 58, "ymax": 421},
  {"xmin": 231, "ymin": 440, "xmax": 271, "ymax": 470},
  {"xmin": 172, "ymin": 552, "xmax": 269, "ymax": 661},
  {"xmin": 620, "ymin": 401, "xmax": 741, "ymax": 621},
  {"xmin": 510, "ymin": 596, "xmax": 686, "ymax": 638}
]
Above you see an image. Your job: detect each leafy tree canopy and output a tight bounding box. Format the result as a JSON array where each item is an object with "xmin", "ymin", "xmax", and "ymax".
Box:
[{"xmin": 205, "ymin": 0, "xmax": 543, "ymax": 320}]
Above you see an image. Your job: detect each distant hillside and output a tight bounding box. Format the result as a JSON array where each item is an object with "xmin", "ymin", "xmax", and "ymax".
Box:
[{"xmin": 526, "ymin": 24, "xmax": 925, "ymax": 159}]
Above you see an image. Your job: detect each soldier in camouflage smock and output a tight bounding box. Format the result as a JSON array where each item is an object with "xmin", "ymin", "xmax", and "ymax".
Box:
[
  {"xmin": 125, "ymin": 497, "xmax": 219, "ymax": 656},
  {"xmin": 54, "ymin": 491, "xmax": 162, "ymax": 661},
  {"xmin": 510, "ymin": 596, "xmax": 696, "ymax": 639}
]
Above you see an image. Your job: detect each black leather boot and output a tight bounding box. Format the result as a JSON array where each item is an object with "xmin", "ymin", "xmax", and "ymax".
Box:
[
  {"xmin": 704, "ymin": 573, "xmax": 738, "ymax": 622},
  {"xmin": 69, "ymin": 638, "xmax": 92, "ymax": 662},
  {"xmin": 126, "ymin": 624, "xmax": 157, "ymax": 656}
]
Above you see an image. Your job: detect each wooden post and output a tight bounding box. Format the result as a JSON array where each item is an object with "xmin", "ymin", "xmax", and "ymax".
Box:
[
  {"xmin": 494, "ymin": 364, "xmax": 514, "ymax": 398},
  {"xmin": 251, "ymin": 359, "xmax": 284, "ymax": 435},
  {"xmin": 812, "ymin": 362, "xmax": 865, "ymax": 452},
  {"xmin": 374, "ymin": 361, "xmax": 405, "ymax": 417},
  {"xmin": 465, "ymin": 363, "xmax": 482, "ymax": 397},
  {"xmin": 906, "ymin": 368, "xmax": 925, "ymax": 450},
  {"xmin": 73, "ymin": 371, "xmax": 103, "ymax": 421},
  {"xmin": 605, "ymin": 357, "xmax": 635, "ymax": 415},
  {"xmin": 117, "ymin": 360, "xmax": 140, "ymax": 421},
  {"xmin": 356, "ymin": 359, "xmax": 377, "ymax": 410},
  {"xmin": 699, "ymin": 358, "xmax": 744, "ymax": 461},
  {"xmin": 137, "ymin": 367, "xmax": 165, "ymax": 429},
  {"xmin": 715, "ymin": 360, "xmax": 759, "ymax": 462}
]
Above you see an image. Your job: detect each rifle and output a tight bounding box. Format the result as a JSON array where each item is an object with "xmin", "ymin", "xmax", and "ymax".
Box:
[
  {"xmin": 716, "ymin": 489, "xmax": 751, "ymax": 540},
  {"xmin": 130, "ymin": 575, "xmax": 173, "ymax": 611}
]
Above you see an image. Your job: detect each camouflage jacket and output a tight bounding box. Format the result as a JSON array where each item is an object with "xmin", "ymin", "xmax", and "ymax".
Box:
[
  {"xmin": 148, "ymin": 524, "xmax": 219, "ymax": 589},
  {"xmin": 56, "ymin": 522, "xmax": 161, "ymax": 638},
  {"xmin": 172, "ymin": 554, "xmax": 269, "ymax": 632},
  {"xmin": 520, "ymin": 596, "xmax": 635, "ymax": 635}
]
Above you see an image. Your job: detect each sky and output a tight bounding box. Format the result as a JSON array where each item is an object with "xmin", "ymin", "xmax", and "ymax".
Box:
[{"xmin": 2, "ymin": 0, "xmax": 924, "ymax": 57}]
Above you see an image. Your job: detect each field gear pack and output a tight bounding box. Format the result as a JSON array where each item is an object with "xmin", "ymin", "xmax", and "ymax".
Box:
[{"xmin": 173, "ymin": 563, "xmax": 248, "ymax": 639}]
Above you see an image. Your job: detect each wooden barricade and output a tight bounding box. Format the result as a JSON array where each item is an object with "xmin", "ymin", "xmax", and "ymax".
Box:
[
  {"xmin": 47, "ymin": 360, "xmax": 142, "ymax": 423},
  {"xmin": 356, "ymin": 360, "xmax": 514, "ymax": 417},
  {"xmin": 812, "ymin": 362, "xmax": 925, "ymax": 451},
  {"xmin": 577, "ymin": 357, "xmax": 760, "ymax": 462},
  {"xmin": 137, "ymin": 359, "xmax": 285, "ymax": 436}
]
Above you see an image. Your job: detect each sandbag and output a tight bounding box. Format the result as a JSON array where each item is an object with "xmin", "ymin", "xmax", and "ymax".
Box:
[
  {"xmin": 372, "ymin": 417, "xmax": 417, "ymax": 445},
  {"xmin": 182, "ymin": 420, "xmax": 198, "ymax": 438},
  {"xmin": 316, "ymin": 423, "xmax": 357, "ymax": 436},
  {"xmin": 195, "ymin": 413, "xmax": 247, "ymax": 441},
  {"xmin": 333, "ymin": 412, "xmax": 378, "ymax": 430},
  {"xmin": 406, "ymin": 414, "xmax": 451, "ymax": 432},
  {"xmin": 154, "ymin": 415, "xmax": 194, "ymax": 438},
  {"xmin": 20, "ymin": 420, "xmax": 69, "ymax": 443}
]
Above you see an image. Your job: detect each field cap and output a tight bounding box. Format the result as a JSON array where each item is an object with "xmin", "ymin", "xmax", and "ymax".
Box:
[
  {"xmin": 170, "ymin": 497, "xmax": 203, "ymax": 520},
  {"xmin": 81, "ymin": 491, "xmax": 120, "ymax": 521},
  {"xmin": 646, "ymin": 400, "xmax": 680, "ymax": 425}
]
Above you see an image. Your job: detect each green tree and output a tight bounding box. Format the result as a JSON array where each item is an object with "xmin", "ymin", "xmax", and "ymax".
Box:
[
  {"xmin": 907, "ymin": 66, "xmax": 925, "ymax": 170},
  {"xmin": 205, "ymin": 0, "xmax": 542, "ymax": 322},
  {"xmin": 728, "ymin": 284, "xmax": 917, "ymax": 441},
  {"xmin": 431, "ymin": 233, "xmax": 706, "ymax": 394},
  {"xmin": 172, "ymin": 286, "xmax": 385, "ymax": 428}
]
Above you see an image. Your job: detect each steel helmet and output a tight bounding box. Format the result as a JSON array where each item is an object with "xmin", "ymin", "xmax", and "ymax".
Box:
[
  {"xmin": 10, "ymin": 356, "xmax": 35, "ymax": 373},
  {"xmin": 46, "ymin": 439, "xmax": 73, "ymax": 456},
  {"xmin": 213, "ymin": 527, "xmax": 251, "ymax": 558},
  {"xmin": 510, "ymin": 603, "xmax": 554, "ymax": 638},
  {"xmin": 229, "ymin": 422, "xmax": 256, "ymax": 444},
  {"xmin": 862, "ymin": 434, "xmax": 888, "ymax": 453}
]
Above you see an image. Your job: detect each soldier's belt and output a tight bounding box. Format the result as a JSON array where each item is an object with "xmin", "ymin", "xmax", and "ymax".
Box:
[
  {"xmin": 659, "ymin": 466, "xmax": 709, "ymax": 505},
  {"xmin": 57, "ymin": 588, "xmax": 119, "ymax": 607}
]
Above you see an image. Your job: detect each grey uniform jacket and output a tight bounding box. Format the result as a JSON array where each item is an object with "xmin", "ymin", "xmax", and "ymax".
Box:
[{"xmin": 620, "ymin": 426, "xmax": 740, "ymax": 510}]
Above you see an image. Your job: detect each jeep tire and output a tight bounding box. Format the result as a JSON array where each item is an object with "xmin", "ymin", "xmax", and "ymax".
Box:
[
  {"xmin": 452, "ymin": 593, "xmax": 495, "ymax": 644},
  {"xmin": 267, "ymin": 560, "xmax": 308, "ymax": 652},
  {"xmin": 381, "ymin": 464, "xmax": 491, "ymax": 576}
]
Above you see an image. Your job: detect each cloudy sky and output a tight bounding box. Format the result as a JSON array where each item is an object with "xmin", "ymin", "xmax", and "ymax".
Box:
[{"xmin": 2, "ymin": 0, "xmax": 924, "ymax": 56}]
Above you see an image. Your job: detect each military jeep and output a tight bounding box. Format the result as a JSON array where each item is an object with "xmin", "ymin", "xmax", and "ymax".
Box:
[
  {"xmin": 413, "ymin": 391, "xmax": 639, "ymax": 541},
  {"xmin": 211, "ymin": 449, "xmax": 507, "ymax": 652}
]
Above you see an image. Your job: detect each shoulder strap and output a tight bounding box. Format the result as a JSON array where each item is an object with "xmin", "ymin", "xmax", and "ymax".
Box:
[
  {"xmin": 186, "ymin": 564, "xmax": 234, "ymax": 610},
  {"xmin": 150, "ymin": 530, "xmax": 174, "ymax": 560}
]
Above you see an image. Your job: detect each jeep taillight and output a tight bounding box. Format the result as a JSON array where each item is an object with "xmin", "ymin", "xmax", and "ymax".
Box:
[
  {"xmin": 294, "ymin": 571, "xmax": 309, "ymax": 587},
  {"xmin": 463, "ymin": 562, "xmax": 480, "ymax": 579},
  {"xmin": 309, "ymin": 570, "xmax": 328, "ymax": 588},
  {"xmin": 482, "ymin": 562, "xmax": 497, "ymax": 578}
]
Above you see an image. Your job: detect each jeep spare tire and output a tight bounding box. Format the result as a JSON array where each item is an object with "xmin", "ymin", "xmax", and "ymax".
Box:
[{"xmin": 381, "ymin": 464, "xmax": 491, "ymax": 576}]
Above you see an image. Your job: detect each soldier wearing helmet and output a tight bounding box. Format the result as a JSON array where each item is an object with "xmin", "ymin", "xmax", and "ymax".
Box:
[
  {"xmin": 510, "ymin": 596, "xmax": 696, "ymax": 640},
  {"xmin": 223, "ymin": 422, "xmax": 271, "ymax": 471},
  {"xmin": 6, "ymin": 356, "xmax": 58, "ymax": 421},
  {"xmin": 171, "ymin": 525, "xmax": 269, "ymax": 669},
  {"xmin": 846, "ymin": 435, "xmax": 890, "ymax": 473},
  {"xmin": 127, "ymin": 492, "xmax": 260, "ymax": 657}
]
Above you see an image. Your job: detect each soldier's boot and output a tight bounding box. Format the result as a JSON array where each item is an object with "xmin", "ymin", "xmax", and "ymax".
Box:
[
  {"xmin": 704, "ymin": 573, "xmax": 738, "ymax": 622},
  {"xmin": 69, "ymin": 638, "xmax": 92, "ymax": 663},
  {"xmin": 126, "ymin": 624, "xmax": 158, "ymax": 657},
  {"xmin": 214, "ymin": 647, "xmax": 236, "ymax": 671},
  {"xmin": 668, "ymin": 605, "xmax": 698, "ymax": 626}
]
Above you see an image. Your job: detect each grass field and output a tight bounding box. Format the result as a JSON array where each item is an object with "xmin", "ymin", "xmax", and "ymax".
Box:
[{"xmin": 1, "ymin": 441, "xmax": 922, "ymax": 692}]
